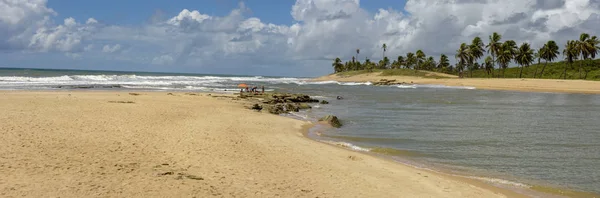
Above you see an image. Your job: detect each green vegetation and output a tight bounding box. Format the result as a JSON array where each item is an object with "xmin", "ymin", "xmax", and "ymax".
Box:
[
  {"xmin": 467, "ymin": 59, "xmax": 600, "ymax": 80},
  {"xmin": 331, "ymin": 32, "xmax": 600, "ymax": 80}
]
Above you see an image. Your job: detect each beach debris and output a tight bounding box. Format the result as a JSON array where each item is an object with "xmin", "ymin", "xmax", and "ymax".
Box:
[
  {"xmin": 108, "ymin": 101, "xmax": 135, "ymax": 104},
  {"xmin": 320, "ymin": 100, "xmax": 329, "ymax": 104},
  {"xmin": 181, "ymin": 173, "xmax": 204, "ymax": 180},
  {"xmin": 128, "ymin": 93, "xmax": 141, "ymax": 96},
  {"xmin": 319, "ymin": 115, "xmax": 342, "ymax": 128},
  {"xmin": 347, "ymin": 155, "xmax": 362, "ymax": 161},
  {"xmin": 167, "ymin": 93, "xmax": 174, "ymax": 96},
  {"xmin": 158, "ymin": 171, "xmax": 174, "ymax": 176}
]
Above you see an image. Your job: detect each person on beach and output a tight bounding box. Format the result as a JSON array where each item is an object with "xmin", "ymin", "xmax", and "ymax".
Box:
[{"xmin": 261, "ymin": 86, "xmax": 264, "ymax": 94}]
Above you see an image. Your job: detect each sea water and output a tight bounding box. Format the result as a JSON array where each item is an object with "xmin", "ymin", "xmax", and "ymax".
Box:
[{"xmin": 1, "ymin": 67, "xmax": 599, "ymax": 194}]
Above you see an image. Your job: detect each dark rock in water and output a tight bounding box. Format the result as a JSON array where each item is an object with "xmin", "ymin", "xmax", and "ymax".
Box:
[
  {"xmin": 298, "ymin": 103, "xmax": 311, "ymax": 109},
  {"xmin": 320, "ymin": 100, "xmax": 329, "ymax": 104},
  {"xmin": 251, "ymin": 104, "xmax": 263, "ymax": 111},
  {"xmin": 319, "ymin": 115, "xmax": 342, "ymax": 128},
  {"xmin": 373, "ymin": 79, "xmax": 404, "ymax": 86}
]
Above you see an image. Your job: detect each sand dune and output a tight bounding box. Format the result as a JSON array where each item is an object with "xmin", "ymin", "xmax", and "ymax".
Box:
[
  {"xmin": 316, "ymin": 72, "xmax": 600, "ymax": 94},
  {"xmin": 0, "ymin": 91, "xmax": 521, "ymax": 197}
]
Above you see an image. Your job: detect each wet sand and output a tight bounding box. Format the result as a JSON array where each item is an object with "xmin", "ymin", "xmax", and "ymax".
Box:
[
  {"xmin": 315, "ymin": 72, "xmax": 600, "ymax": 94},
  {"xmin": 0, "ymin": 91, "xmax": 523, "ymax": 197}
]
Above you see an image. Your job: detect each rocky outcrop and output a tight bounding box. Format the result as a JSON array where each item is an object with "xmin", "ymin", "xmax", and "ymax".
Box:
[
  {"xmin": 319, "ymin": 115, "xmax": 342, "ymax": 128},
  {"xmin": 320, "ymin": 100, "xmax": 329, "ymax": 104},
  {"xmin": 239, "ymin": 93, "xmax": 317, "ymax": 114},
  {"xmin": 372, "ymin": 79, "xmax": 409, "ymax": 86}
]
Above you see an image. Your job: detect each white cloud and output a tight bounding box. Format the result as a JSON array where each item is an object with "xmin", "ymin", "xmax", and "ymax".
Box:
[
  {"xmin": 102, "ymin": 44, "xmax": 121, "ymax": 53},
  {"xmin": 2, "ymin": 0, "xmax": 600, "ymax": 76},
  {"xmin": 86, "ymin": 18, "xmax": 98, "ymax": 24}
]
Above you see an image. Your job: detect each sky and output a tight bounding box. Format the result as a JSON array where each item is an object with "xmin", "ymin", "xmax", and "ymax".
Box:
[{"xmin": 1, "ymin": 0, "xmax": 599, "ymax": 77}]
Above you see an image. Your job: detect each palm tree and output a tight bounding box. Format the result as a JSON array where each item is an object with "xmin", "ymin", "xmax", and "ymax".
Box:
[
  {"xmin": 424, "ymin": 56, "xmax": 435, "ymax": 71},
  {"xmin": 381, "ymin": 57, "xmax": 390, "ymax": 69},
  {"xmin": 486, "ymin": 32, "xmax": 502, "ymax": 77},
  {"xmin": 382, "ymin": 44, "xmax": 387, "ymax": 60},
  {"xmin": 438, "ymin": 54, "xmax": 450, "ymax": 72},
  {"xmin": 406, "ymin": 52, "xmax": 415, "ymax": 69},
  {"xmin": 470, "ymin": 37, "xmax": 485, "ymax": 77},
  {"xmin": 365, "ymin": 58, "xmax": 374, "ymax": 72},
  {"xmin": 484, "ymin": 56, "xmax": 493, "ymax": 77},
  {"xmin": 496, "ymin": 45, "xmax": 513, "ymax": 78},
  {"xmin": 539, "ymin": 40, "xmax": 559, "ymax": 78},
  {"xmin": 516, "ymin": 43, "xmax": 534, "ymax": 78},
  {"xmin": 415, "ymin": 50, "xmax": 426, "ymax": 70},
  {"xmin": 397, "ymin": 56, "xmax": 405, "ymax": 69},
  {"xmin": 456, "ymin": 43, "xmax": 470, "ymax": 78},
  {"xmin": 332, "ymin": 58, "xmax": 343, "ymax": 73},
  {"xmin": 576, "ymin": 33, "xmax": 592, "ymax": 79},
  {"xmin": 583, "ymin": 35, "xmax": 599, "ymax": 78},
  {"xmin": 563, "ymin": 40, "xmax": 578, "ymax": 79}
]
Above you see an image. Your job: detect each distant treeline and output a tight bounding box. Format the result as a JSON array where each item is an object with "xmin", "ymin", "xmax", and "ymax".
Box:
[{"xmin": 332, "ymin": 33, "xmax": 600, "ymax": 80}]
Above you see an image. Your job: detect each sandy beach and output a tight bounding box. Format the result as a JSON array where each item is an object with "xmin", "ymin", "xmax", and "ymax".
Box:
[
  {"xmin": 0, "ymin": 91, "xmax": 524, "ymax": 197},
  {"xmin": 315, "ymin": 72, "xmax": 600, "ymax": 94}
]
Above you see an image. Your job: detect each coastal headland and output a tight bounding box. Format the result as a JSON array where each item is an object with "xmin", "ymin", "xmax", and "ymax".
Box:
[
  {"xmin": 0, "ymin": 91, "xmax": 528, "ymax": 198},
  {"xmin": 315, "ymin": 71, "xmax": 600, "ymax": 94}
]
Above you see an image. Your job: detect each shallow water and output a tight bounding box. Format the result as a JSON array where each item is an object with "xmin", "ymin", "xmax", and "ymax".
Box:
[{"xmin": 2, "ymin": 68, "xmax": 599, "ymax": 193}]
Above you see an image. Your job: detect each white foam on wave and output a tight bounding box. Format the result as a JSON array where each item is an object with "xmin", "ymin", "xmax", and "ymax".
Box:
[
  {"xmin": 397, "ymin": 85, "xmax": 417, "ymax": 89},
  {"xmin": 320, "ymin": 140, "xmax": 371, "ymax": 152},
  {"xmin": 465, "ymin": 176, "xmax": 530, "ymax": 188}
]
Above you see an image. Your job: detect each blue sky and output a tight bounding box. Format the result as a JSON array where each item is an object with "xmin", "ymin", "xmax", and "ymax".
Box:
[{"xmin": 1, "ymin": 0, "xmax": 598, "ymax": 77}]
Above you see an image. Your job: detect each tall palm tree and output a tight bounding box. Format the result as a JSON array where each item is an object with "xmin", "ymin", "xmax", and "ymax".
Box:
[
  {"xmin": 424, "ymin": 56, "xmax": 435, "ymax": 71},
  {"xmin": 470, "ymin": 37, "xmax": 485, "ymax": 77},
  {"xmin": 497, "ymin": 40, "xmax": 517, "ymax": 77},
  {"xmin": 406, "ymin": 52, "xmax": 415, "ymax": 69},
  {"xmin": 397, "ymin": 56, "xmax": 405, "ymax": 69},
  {"xmin": 438, "ymin": 54, "xmax": 450, "ymax": 72},
  {"xmin": 332, "ymin": 58, "xmax": 343, "ymax": 73},
  {"xmin": 456, "ymin": 43, "xmax": 470, "ymax": 78},
  {"xmin": 583, "ymin": 35, "xmax": 599, "ymax": 78},
  {"xmin": 576, "ymin": 33, "xmax": 591, "ymax": 79},
  {"xmin": 516, "ymin": 43, "xmax": 534, "ymax": 78},
  {"xmin": 496, "ymin": 44, "xmax": 513, "ymax": 78},
  {"xmin": 486, "ymin": 32, "xmax": 502, "ymax": 77},
  {"xmin": 484, "ymin": 56, "xmax": 493, "ymax": 77},
  {"xmin": 563, "ymin": 40, "xmax": 578, "ymax": 79},
  {"xmin": 415, "ymin": 50, "xmax": 426, "ymax": 70},
  {"xmin": 539, "ymin": 40, "xmax": 559, "ymax": 78},
  {"xmin": 382, "ymin": 44, "xmax": 387, "ymax": 60}
]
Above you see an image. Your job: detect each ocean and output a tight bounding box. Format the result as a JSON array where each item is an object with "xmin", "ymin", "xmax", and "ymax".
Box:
[{"xmin": 2, "ymin": 67, "xmax": 599, "ymax": 194}]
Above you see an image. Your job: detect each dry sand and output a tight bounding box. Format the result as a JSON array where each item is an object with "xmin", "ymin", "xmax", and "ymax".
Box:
[
  {"xmin": 315, "ymin": 72, "xmax": 600, "ymax": 94},
  {"xmin": 0, "ymin": 91, "xmax": 523, "ymax": 197}
]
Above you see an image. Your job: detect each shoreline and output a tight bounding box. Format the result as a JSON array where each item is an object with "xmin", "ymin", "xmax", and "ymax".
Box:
[
  {"xmin": 303, "ymin": 123, "xmax": 599, "ymax": 198},
  {"xmin": 0, "ymin": 90, "xmax": 514, "ymax": 197},
  {"xmin": 314, "ymin": 72, "xmax": 600, "ymax": 94},
  {"xmin": 1, "ymin": 90, "xmax": 596, "ymax": 197}
]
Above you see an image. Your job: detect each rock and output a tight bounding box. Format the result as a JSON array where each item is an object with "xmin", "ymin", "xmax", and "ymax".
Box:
[
  {"xmin": 266, "ymin": 104, "xmax": 285, "ymax": 114},
  {"xmin": 319, "ymin": 115, "xmax": 342, "ymax": 128},
  {"xmin": 319, "ymin": 100, "xmax": 329, "ymax": 104},
  {"xmin": 251, "ymin": 104, "xmax": 262, "ymax": 111},
  {"xmin": 298, "ymin": 103, "xmax": 312, "ymax": 109},
  {"xmin": 285, "ymin": 103, "xmax": 299, "ymax": 112},
  {"xmin": 372, "ymin": 78, "xmax": 406, "ymax": 86}
]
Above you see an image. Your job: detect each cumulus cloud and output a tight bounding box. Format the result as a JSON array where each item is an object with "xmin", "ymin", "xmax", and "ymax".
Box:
[
  {"xmin": 102, "ymin": 44, "xmax": 121, "ymax": 53},
  {"xmin": 2, "ymin": 0, "xmax": 600, "ymax": 76}
]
